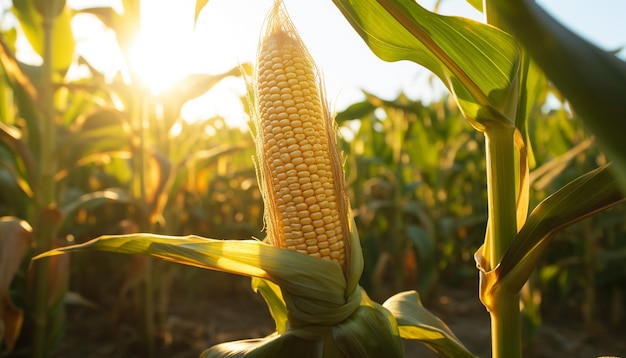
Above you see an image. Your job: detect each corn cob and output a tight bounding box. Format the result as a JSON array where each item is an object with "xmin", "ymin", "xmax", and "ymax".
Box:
[{"xmin": 255, "ymin": 1, "xmax": 350, "ymax": 275}]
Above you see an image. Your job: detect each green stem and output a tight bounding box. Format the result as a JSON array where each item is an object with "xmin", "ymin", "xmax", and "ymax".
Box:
[
  {"xmin": 482, "ymin": 2, "xmax": 523, "ymax": 353},
  {"xmin": 484, "ymin": 125, "xmax": 517, "ymax": 265},
  {"xmin": 484, "ymin": 124, "xmax": 521, "ymax": 358},
  {"xmin": 131, "ymin": 83, "xmax": 155, "ymax": 357},
  {"xmin": 490, "ymin": 290, "xmax": 522, "ymax": 357},
  {"xmin": 33, "ymin": 1, "xmax": 57, "ymax": 356}
]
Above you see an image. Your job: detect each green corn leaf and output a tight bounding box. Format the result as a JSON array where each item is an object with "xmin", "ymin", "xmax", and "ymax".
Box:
[
  {"xmin": 465, "ymin": 0, "xmax": 482, "ymax": 12},
  {"xmin": 0, "ymin": 121, "xmax": 36, "ymax": 194},
  {"xmin": 58, "ymin": 120, "xmax": 130, "ymax": 165},
  {"xmin": 488, "ymin": 0, "xmax": 626, "ymax": 190},
  {"xmin": 383, "ymin": 291, "xmax": 477, "ymax": 358},
  {"xmin": 58, "ymin": 189, "xmax": 132, "ymax": 230},
  {"xmin": 0, "ymin": 40, "xmax": 42, "ymax": 161},
  {"xmin": 477, "ymin": 164, "xmax": 626, "ymax": 310},
  {"xmin": 158, "ymin": 67, "xmax": 242, "ymax": 116},
  {"xmin": 332, "ymin": 0, "xmax": 520, "ymax": 130},
  {"xmin": 335, "ymin": 99, "xmax": 377, "ymax": 124},
  {"xmin": 11, "ymin": 0, "xmax": 75, "ymax": 74},
  {"xmin": 34, "ymin": 233, "xmax": 361, "ymax": 328},
  {"xmin": 201, "ymin": 331, "xmax": 324, "ymax": 358}
]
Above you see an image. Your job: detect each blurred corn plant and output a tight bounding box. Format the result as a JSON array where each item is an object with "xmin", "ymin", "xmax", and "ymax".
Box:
[
  {"xmin": 337, "ymin": 92, "xmax": 487, "ymax": 299},
  {"xmin": 332, "ymin": 0, "xmax": 626, "ymax": 357},
  {"xmin": 519, "ymin": 98, "xmax": 626, "ymax": 344},
  {"xmin": 0, "ymin": 0, "xmax": 246, "ymax": 357},
  {"xmin": 35, "ymin": 1, "xmax": 479, "ymax": 357},
  {"xmin": 0, "ymin": 0, "xmax": 119, "ymax": 355},
  {"xmin": 66, "ymin": 1, "xmax": 249, "ymax": 356}
]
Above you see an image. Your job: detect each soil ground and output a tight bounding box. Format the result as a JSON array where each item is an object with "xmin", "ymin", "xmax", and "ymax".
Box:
[{"xmin": 47, "ymin": 263, "xmax": 626, "ymax": 358}]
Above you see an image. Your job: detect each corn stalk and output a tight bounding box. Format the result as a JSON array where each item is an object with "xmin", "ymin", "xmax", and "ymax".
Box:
[{"xmin": 32, "ymin": 0, "xmax": 59, "ymax": 356}]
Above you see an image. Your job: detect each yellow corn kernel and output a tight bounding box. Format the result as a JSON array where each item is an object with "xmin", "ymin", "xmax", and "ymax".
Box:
[{"xmin": 255, "ymin": 1, "xmax": 350, "ymax": 274}]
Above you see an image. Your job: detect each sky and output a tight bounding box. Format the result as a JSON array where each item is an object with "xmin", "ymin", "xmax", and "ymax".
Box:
[{"xmin": 15, "ymin": 0, "xmax": 626, "ymax": 128}]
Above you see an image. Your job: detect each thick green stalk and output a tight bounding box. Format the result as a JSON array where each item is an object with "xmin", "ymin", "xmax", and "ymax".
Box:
[
  {"xmin": 483, "ymin": 1, "xmax": 523, "ymax": 356},
  {"xmin": 33, "ymin": 1, "xmax": 57, "ymax": 356},
  {"xmin": 484, "ymin": 124, "xmax": 521, "ymax": 358}
]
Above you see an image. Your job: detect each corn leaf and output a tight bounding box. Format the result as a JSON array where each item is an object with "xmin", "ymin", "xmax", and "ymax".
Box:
[
  {"xmin": 158, "ymin": 67, "xmax": 241, "ymax": 111},
  {"xmin": 478, "ymin": 164, "xmax": 626, "ymax": 309},
  {"xmin": 200, "ymin": 331, "xmax": 324, "ymax": 358},
  {"xmin": 489, "ymin": 0, "xmax": 626, "ymax": 190},
  {"xmin": 0, "ymin": 217, "xmax": 32, "ymax": 350},
  {"xmin": 332, "ymin": 0, "xmax": 520, "ymax": 130},
  {"xmin": 58, "ymin": 189, "xmax": 132, "ymax": 230},
  {"xmin": 383, "ymin": 291, "xmax": 477, "ymax": 358},
  {"xmin": 0, "ymin": 122, "xmax": 36, "ymax": 196},
  {"xmin": 465, "ymin": 0, "xmax": 482, "ymax": 12},
  {"xmin": 0, "ymin": 39, "xmax": 41, "ymax": 161},
  {"xmin": 11, "ymin": 0, "xmax": 75, "ymax": 73},
  {"xmin": 34, "ymin": 234, "xmax": 361, "ymax": 328}
]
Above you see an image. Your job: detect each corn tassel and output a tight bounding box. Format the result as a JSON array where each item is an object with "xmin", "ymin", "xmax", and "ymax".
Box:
[{"xmin": 254, "ymin": 1, "xmax": 351, "ymax": 276}]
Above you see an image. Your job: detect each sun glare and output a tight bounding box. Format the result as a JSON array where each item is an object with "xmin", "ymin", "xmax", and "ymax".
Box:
[
  {"xmin": 70, "ymin": 0, "xmax": 252, "ymax": 128},
  {"xmin": 128, "ymin": 1, "xmax": 195, "ymax": 95}
]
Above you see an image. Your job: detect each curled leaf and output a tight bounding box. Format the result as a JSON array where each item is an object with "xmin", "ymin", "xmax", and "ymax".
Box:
[{"xmin": 383, "ymin": 291, "xmax": 477, "ymax": 357}]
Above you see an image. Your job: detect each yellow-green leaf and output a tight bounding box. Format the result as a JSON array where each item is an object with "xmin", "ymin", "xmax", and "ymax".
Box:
[
  {"xmin": 332, "ymin": 291, "xmax": 403, "ymax": 358},
  {"xmin": 200, "ymin": 331, "xmax": 324, "ymax": 358},
  {"xmin": 383, "ymin": 291, "xmax": 476, "ymax": 358},
  {"xmin": 251, "ymin": 277, "xmax": 287, "ymax": 334},
  {"xmin": 34, "ymin": 234, "xmax": 360, "ymax": 328},
  {"xmin": 478, "ymin": 164, "xmax": 626, "ymax": 312},
  {"xmin": 12, "ymin": 0, "xmax": 75, "ymax": 73},
  {"xmin": 332, "ymin": 0, "xmax": 520, "ymax": 130}
]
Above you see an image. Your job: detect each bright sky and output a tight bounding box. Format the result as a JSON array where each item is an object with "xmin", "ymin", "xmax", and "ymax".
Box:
[{"xmin": 13, "ymin": 0, "xmax": 626, "ymax": 128}]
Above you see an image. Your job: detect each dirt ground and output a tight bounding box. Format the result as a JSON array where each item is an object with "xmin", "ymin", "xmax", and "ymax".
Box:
[{"xmin": 49, "ymin": 265, "xmax": 626, "ymax": 358}]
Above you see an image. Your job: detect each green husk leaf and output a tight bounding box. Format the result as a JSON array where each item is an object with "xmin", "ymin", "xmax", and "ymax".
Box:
[
  {"xmin": 383, "ymin": 290, "xmax": 477, "ymax": 358},
  {"xmin": 34, "ymin": 233, "xmax": 361, "ymax": 329},
  {"xmin": 332, "ymin": 0, "xmax": 520, "ymax": 130},
  {"xmin": 332, "ymin": 291, "xmax": 404, "ymax": 358},
  {"xmin": 200, "ymin": 331, "xmax": 324, "ymax": 358},
  {"xmin": 251, "ymin": 277, "xmax": 287, "ymax": 334}
]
